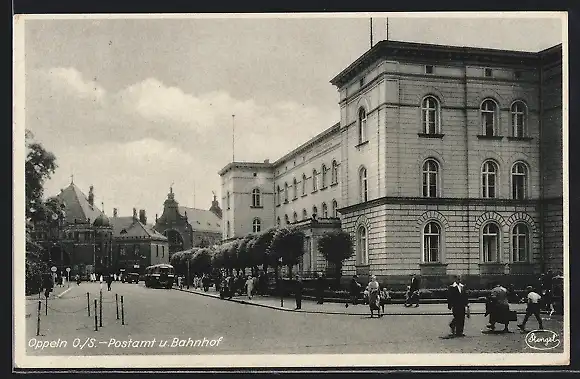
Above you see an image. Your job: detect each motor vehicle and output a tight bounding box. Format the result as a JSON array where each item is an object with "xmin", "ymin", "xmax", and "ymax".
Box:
[
  {"xmin": 144, "ymin": 264, "xmax": 175, "ymax": 289},
  {"xmin": 122, "ymin": 273, "xmax": 140, "ymax": 284}
]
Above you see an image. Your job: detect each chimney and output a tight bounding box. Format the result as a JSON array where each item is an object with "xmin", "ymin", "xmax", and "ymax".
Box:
[
  {"xmin": 264, "ymin": 159, "xmax": 269, "ymax": 164},
  {"xmin": 139, "ymin": 209, "xmax": 147, "ymax": 224},
  {"xmin": 88, "ymin": 186, "xmax": 94, "ymax": 206},
  {"xmin": 113, "ymin": 208, "xmax": 118, "ymax": 218},
  {"xmin": 132, "ymin": 207, "xmax": 137, "ymax": 220}
]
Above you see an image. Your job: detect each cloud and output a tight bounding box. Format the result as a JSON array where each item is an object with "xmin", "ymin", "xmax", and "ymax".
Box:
[{"xmin": 26, "ymin": 66, "xmax": 339, "ymax": 221}]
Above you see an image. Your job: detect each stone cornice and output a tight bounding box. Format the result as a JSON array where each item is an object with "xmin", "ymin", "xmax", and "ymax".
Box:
[
  {"xmin": 330, "ymin": 40, "xmax": 561, "ymax": 88},
  {"xmin": 338, "ymin": 196, "xmax": 542, "ymax": 214}
]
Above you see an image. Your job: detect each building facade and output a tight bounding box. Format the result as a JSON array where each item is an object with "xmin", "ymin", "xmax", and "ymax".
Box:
[
  {"xmin": 110, "ymin": 208, "xmax": 170, "ymax": 275},
  {"xmin": 154, "ymin": 187, "xmax": 223, "ymax": 257},
  {"xmin": 29, "ymin": 182, "xmax": 170, "ymax": 278},
  {"xmin": 219, "ymin": 40, "xmax": 564, "ymax": 289}
]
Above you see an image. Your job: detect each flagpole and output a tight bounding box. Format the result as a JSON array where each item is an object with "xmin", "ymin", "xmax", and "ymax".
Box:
[
  {"xmin": 386, "ymin": 18, "xmax": 389, "ymax": 41},
  {"xmin": 370, "ymin": 18, "xmax": 373, "ymax": 48},
  {"xmin": 232, "ymin": 114, "xmax": 235, "ymax": 162}
]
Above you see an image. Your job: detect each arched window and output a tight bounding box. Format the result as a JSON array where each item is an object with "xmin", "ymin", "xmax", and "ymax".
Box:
[
  {"xmin": 357, "ymin": 225, "xmax": 368, "ymax": 265},
  {"xmin": 512, "ymin": 223, "xmax": 529, "ymax": 262},
  {"xmin": 511, "ymin": 101, "xmax": 526, "ymax": 138},
  {"xmin": 293, "ymin": 178, "xmax": 298, "ymax": 200},
  {"xmin": 358, "ymin": 107, "xmax": 367, "ymax": 144},
  {"xmin": 276, "ymin": 217, "xmax": 280, "ymax": 227},
  {"xmin": 512, "ymin": 162, "xmax": 528, "ymax": 200},
  {"xmin": 312, "ymin": 205, "xmax": 318, "ymax": 217},
  {"xmin": 482, "ymin": 160, "xmax": 498, "ymax": 198},
  {"xmin": 481, "ymin": 99, "xmax": 498, "ymax": 136},
  {"xmin": 332, "ymin": 199, "xmax": 338, "ymax": 217},
  {"xmin": 252, "ymin": 188, "xmax": 261, "ymax": 207},
  {"xmin": 284, "ymin": 182, "xmax": 289, "ymax": 203},
  {"xmin": 284, "ymin": 214, "xmax": 289, "ymax": 225},
  {"xmin": 252, "ymin": 218, "xmax": 261, "ymax": 233},
  {"xmin": 227, "ymin": 191, "xmax": 231, "ymax": 209},
  {"xmin": 422, "ymin": 96, "xmax": 440, "ymax": 134},
  {"xmin": 423, "ymin": 222, "xmax": 441, "ymax": 263},
  {"xmin": 293, "ymin": 212, "xmax": 298, "ymax": 223},
  {"xmin": 331, "ymin": 160, "xmax": 339, "ymax": 185},
  {"xmin": 276, "ymin": 185, "xmax": 281, "ymax": 205},
  {"xmin": 322, "ymin": 203, "xmax": 328, "ymax": 218},
  {"xmin": 482, "ymin": 223, "xmax": 500, "ymax": 262},
  {"xmin": 302, "ymin": 174, "xmax": 307, "ymax": 196},
  {"xmin": 321, "ymin": 164, "xmax": 327, "ymax": 188},
  {"xmin": 226, "ymin": 221, "xmax": 231, "ymax": 238},
  {"xmin": 312, "ymin": 169, "xmax": 318, "ymax": 191},
  {"xmin": 359, "ymin": 167, "xmax": 368, "ymax": 202},
  {"xmin": 422, "ymin": 159, "xmax": 439, "ymax": 198},
  {"xmin": 302, "ymin": 209, "xmax": 308, "ymax": 220}
]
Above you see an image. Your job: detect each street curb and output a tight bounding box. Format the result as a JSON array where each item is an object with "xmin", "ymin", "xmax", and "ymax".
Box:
[{"xmin": 173, "ymin": 288, "xmax": 527, "ymax": 316}]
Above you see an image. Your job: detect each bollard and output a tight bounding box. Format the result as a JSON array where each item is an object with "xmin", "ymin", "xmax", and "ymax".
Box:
[
  {"xmin": 36, "ymin": 301, "xmax": 41, "ymax": 336},
  {"xmin": 121, "ymin": 295, "xmax": 125, "ymax": 325},
  {"xmin": 94, "ymin": 299, "xmax": 98, "ymax": 331},
  {"xmin": 87, "ymin": 292, "xmax": 90, "ymax": 317},
  {"xmin": 99, "ymin": 290, "xmax": 103, "ymax": 328},
  {"xmin": 116, "ymin": 294, "xmax": 119, "ymax": 320}
]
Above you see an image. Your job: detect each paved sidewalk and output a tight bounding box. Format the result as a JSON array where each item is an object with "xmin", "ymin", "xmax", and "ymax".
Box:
[{"xmin": 173, "ymin": 286, "xmax": 530, "ymax": 316}]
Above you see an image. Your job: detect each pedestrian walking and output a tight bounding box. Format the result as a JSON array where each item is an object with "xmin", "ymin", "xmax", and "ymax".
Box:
[
  {"xmin": 367, "ymin": 275, "xmax": 381, "ymax": 318},
  {"xmin": 447, "ymin": 275, "xmax": 469, "ymax": 337},
  {"xmin": 486, "ymin": 282, "xmax": 516, "ymax": 332},
  {"xmin": 246, "ymin": 275, "xmax": 254, "ymax": 300},
  {"xmin": 409, "ymin": 274, "xmax": 420, "ymax": 307},
  {"xmin": 106, "ymin": 274, "xmax": 113, "ymax": 291},
  {"xmin": 294, "ymin": 274, "xmax": 303, "ymax": 310},
  {"xmin": 316, "ymin": 272, "xmax": 325, "ymax": 304},
  {"xmin": 75, "ymin": 274, "xmax": 81, "ymax": 286},
  {"xmin": 518, "ymin": 286, "xmax": 544, "ymax": 331},
  {"xmin": 346, "ymin": 275, "xmax": 362, "ymax": 308}
]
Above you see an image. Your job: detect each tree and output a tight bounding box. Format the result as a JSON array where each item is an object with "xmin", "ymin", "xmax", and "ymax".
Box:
[
  {"xmin": 269, "ymin": 226, "xmax": 305, "ymax": 278},
  {"xmin": 190, "ymin": 248, "xmax": 212, "ymax": 275},
  {"xmin": 318, "ymin": 230, "xmax": 354, "ymax": 284},
  {"xmin": 25, "ymin": 130, "xmax": 58, "ymax": 224},
  {"xmin": 25, "ymin": 131, "xmax": 58, "ymax": 294},
  {"xmin": 250, "ymin": 227, "xmax": 277, "ymax": 272}
]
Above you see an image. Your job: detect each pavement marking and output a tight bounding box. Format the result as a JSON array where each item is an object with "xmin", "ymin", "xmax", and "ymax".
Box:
[{"xmin": 56, "ymin": 287, "xmax": 72, "ymax": 299}]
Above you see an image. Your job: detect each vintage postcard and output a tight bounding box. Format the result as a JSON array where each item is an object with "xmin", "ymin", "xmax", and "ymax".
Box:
[{"xmin": 13, "ymin": 12, "xmax": 569, "ymax": 369}]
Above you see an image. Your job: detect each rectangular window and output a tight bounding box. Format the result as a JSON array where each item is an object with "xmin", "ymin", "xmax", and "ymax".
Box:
[
  {"xmin": 483, "ymin": 112, "xmax": 494, "ymax": 136},
  {"xmin": 156, "ymin": 244, "xmax": 159, "ymax": 257},
  {"xmin": 513, "ymin": 175, "xmax": 525, "ymax": 200},
  {"xmin": 483, "ymin": 235, "xmax": 498, "ymax": 262},
  {"xmin": 484, "ymin": 68, "xmax": 493, "ymax": 77},
  {"xmin": 425, "ymin": 65, "xmax": 434, "ymax": 74}
]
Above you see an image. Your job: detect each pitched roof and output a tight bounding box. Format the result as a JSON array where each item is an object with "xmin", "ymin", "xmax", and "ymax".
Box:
[
  {"xmin": 178, "ymin": 206, "xmax": 221, "ymax": 233},
  {"xmin": 55, "ymin": 183, "xmax": 105, "ymax": 224},
  {"xmin": 110, "ymin": 216, "xmax": 168, "ymax": 241}
]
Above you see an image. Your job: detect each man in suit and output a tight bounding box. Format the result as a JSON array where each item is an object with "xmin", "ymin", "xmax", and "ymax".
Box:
[
  {"xmin": 409, "ymin": 274, "xmax": 420, "ymax": 307},
  {"xmin": 447, "ymin": 275, "xmax": 470, "ymax": 337},
  {"xmin": 294, "ymin": 274, "xmax": 303, "ymax": 310}
]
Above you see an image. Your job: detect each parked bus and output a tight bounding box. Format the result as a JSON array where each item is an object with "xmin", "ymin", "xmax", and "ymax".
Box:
[{"xmin": 144, "ymin": 264, "xmax": 175, "ymax": 289}]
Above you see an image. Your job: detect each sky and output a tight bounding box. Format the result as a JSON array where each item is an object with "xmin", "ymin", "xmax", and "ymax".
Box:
[{"xmin": 21, "ymin": 13, "xmax": 564, "ymax": 223}]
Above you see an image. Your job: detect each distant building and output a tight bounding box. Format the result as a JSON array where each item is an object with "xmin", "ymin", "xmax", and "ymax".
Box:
[
  {"xmin": 29, "ymin": 181, "xmax": 169, "ymax": 277},
  {"xmin": 154, "ymin": 186, "xmax": 222, "ymax": 257},
  {"xmin": 219, "ymin": 40, "xmax": 564, "ymax": 289},
  {"xmin": 110, "ymin": 208, "xmax": 169, "ymax": 275}
]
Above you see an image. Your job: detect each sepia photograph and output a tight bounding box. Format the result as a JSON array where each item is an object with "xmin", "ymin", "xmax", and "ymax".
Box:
[{"xmin": 13, "ymin": 12, "xmax": 569, "ymax": 369}]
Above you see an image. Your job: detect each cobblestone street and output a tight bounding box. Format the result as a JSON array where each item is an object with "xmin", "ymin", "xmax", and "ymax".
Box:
[{"xmin": 23, "ymin": 282, "xmax": 564, "ymax": 356}]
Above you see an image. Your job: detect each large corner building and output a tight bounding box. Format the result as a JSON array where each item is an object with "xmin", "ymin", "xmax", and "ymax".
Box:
[{"xmin": 219, "ymin": 40, "xmax": 564, "ymax": 289}]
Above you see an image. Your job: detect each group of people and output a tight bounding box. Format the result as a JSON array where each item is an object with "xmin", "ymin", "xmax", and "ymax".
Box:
[{"xmin": 447, "ymin": 275, "xmax": 549, "ymax": 338}]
